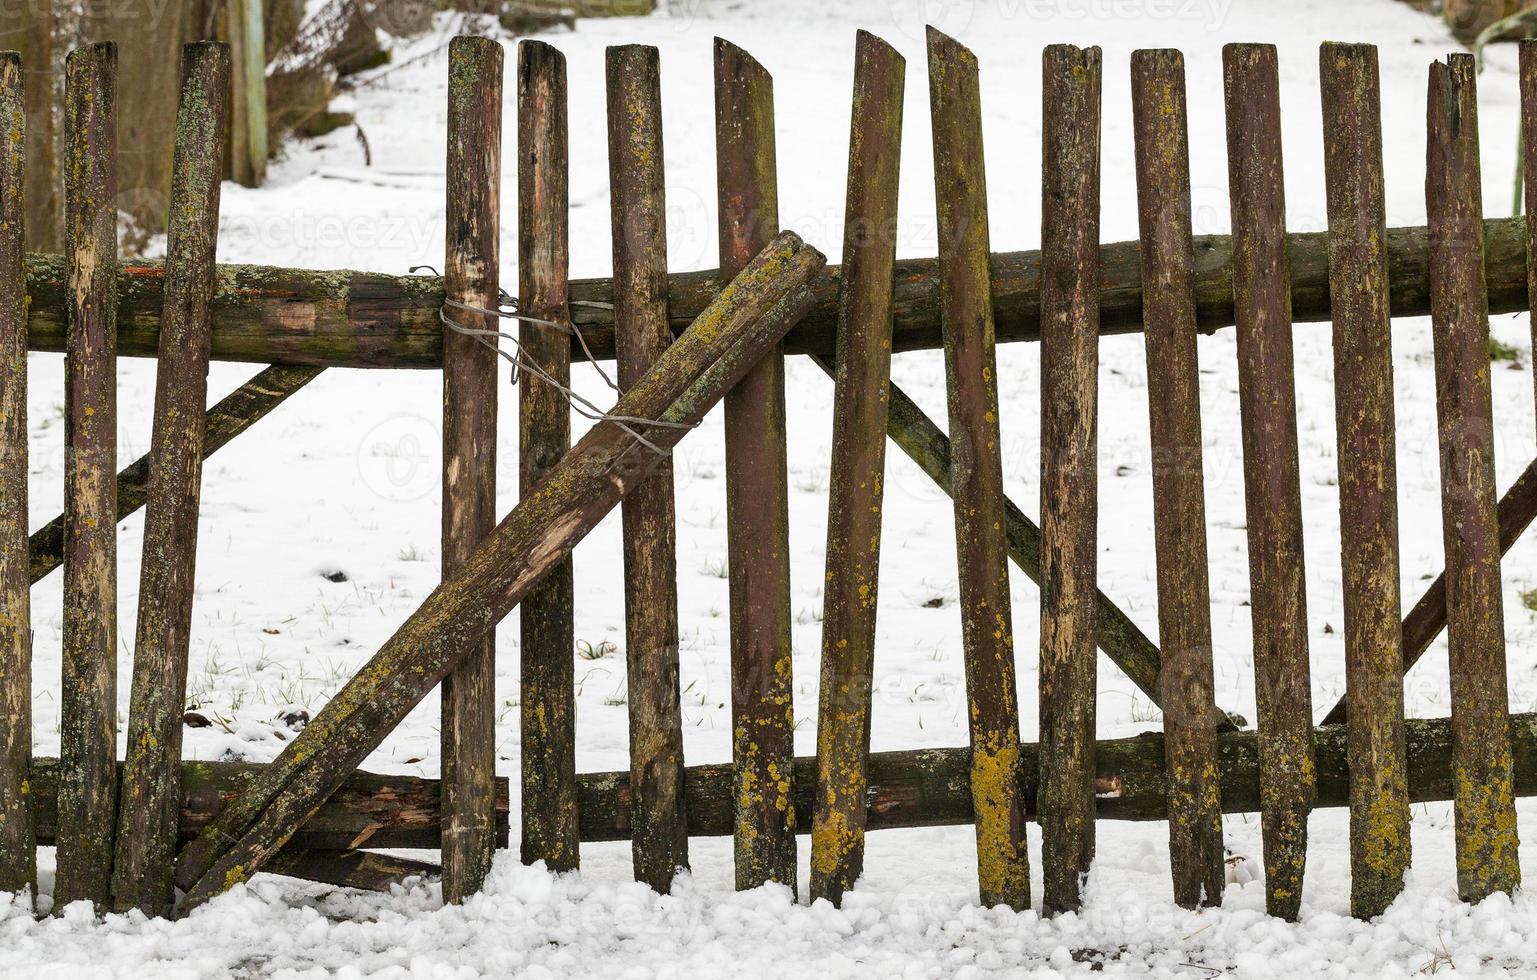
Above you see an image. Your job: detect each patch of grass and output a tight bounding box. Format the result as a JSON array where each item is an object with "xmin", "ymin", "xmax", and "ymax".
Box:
[
  {"xmin": 1490, "ymin": 337, "xmax": 1523, "ymax": 364},
  {"xmin": 577, "ymin": 639, "xmax": 618, "ymax": 661},
  {"xmin": 1522, "ymin": 587, "xmax": 1537, "ymax": 613}
]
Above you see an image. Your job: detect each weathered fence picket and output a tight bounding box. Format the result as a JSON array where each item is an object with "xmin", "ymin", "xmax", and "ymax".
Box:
[
  {"xmin": 56, "ymin": 41, "xmax": 120, "ymax": 910},
  {"xmin": 926, "ymin": 27, "xmax": 1030, "ymax": 911},
  {"xmin": 1128, "ymin": 47, "xmax": 1225, "ymax": 911},
  {"xmin": 0, "ymin": 50, "xmax": 33, "ymax": 903},
  {"xmin": 1426, "ymin": 52, "xmax": 1522, "ymax": 904},
  {"xmin": 1319, "ymin": 41, "xmax": 1412, "ymax": 921},
  {"xmin": 607, "ymin": 42, "xmax": 689, "ymax": 893},
  {"xmin": 809, "ymin": 29, "xmax": 904, "ymax": 907},
  {"xmin": 714, "ymin": 38, "xmax": 799, "ymax": 893},
  {"xmin": 1523, "ymin": 38, "xmax": 1537, "ymax": 426},
  {"xmin": 517, "ymin": 39, "xmax": 581, "ymax": 874},
  {"xmin": 1223, "ymin": 42, "xmax": 1314, "ymax": 922},
  {"xmin": 1038, "ymin": 42, "xmax": 1102, "ymax": 918},
  {"xmin": 113, "ymin": 41, "xmax": 231, "ymax": 917},
  {"xmin": 440, "ymin": 35, "xmax": 503, "ymax": 904}
]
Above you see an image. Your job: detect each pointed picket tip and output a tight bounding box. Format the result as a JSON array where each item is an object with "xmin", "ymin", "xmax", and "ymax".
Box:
[
  {"xmin": 925, "ymin": 25, "xmax": 976, "ymax": 69},
  {"xmin": 854, "ymin": 29, "xmax": 904, "ymax": 71},
  {"xmin": 714, "ymin": 36, "xmax": 772, "ymax": 86}
]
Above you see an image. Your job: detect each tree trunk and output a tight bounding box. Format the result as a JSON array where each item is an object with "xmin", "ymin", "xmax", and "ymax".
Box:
[
  {"xmin": 1, "ymin": 2, "xmax": 61, "ymax": 251},
  {"xmin": 82, "ymin": 0, "xmax": 204, "ymax": 248}
]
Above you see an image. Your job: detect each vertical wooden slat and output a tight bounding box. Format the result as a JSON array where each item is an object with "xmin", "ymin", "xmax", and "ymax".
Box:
[
  {"xmin": 441, "ymin": 35, "xmax": 503, "ymax": 903},
  {"xmin": 926, "ymin": 27, "xmax": 1030, "ymax": 911},
  {"xmin": 713, "ymin": 37, "xmax": 798, "ymax": 893},
  {"xmin": 1319, "ymin": 41, "xmax": 1411, "ymax": 920},
  {"xmin": 517, "ymin": 39, "xmax": 579, "ymax": 873},
  {"xmin": 1222, "ymin": 42, "xmax": 1313, "ymax": 922},
  {"xmin": 1128, "ymin": 47, "xmax": 1225, "ymax": 911},
  {"xmin": 1426, "ymin": 52, "xmax": 1522, "ymax": 903},
  {"xmin": 56, "ymin": 41, "xmax": 119, "ymax": 911},
  {"xmin": 1038, "ymin": 43, "xmax": 1102, "ymax": 918},
  {"xmin": 0, "ymin": 50, "xmax": 34, "ymax": 903},
  {"xmin": 606, "ymin": 42, "xmax": 689, "ymax": 893},
  {"xmin": 809, "ymin": 30, "xmax": 904, "ymax": 908},
  {"xmin": 1522, "ymin": 39, "xmax": 1537, "ymax": 428},
  {"xmin": 112, "ymin": 42, "xmax": 231, "ymax": 917}
]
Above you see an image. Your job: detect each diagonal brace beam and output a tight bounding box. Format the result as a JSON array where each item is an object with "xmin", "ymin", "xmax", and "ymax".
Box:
[
  {"xmin": 29, "ymin": 363, "xmax": 325, "ymax": 583},
  {"xmin": 1321, "ymin": 455, "xmax": 1537, "ymax": 726}
]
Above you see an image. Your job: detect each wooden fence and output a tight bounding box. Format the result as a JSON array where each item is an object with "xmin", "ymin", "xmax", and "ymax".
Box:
[{"xmin": 2, "ymin": 30, "xmax": 1537, "ymax": 924}]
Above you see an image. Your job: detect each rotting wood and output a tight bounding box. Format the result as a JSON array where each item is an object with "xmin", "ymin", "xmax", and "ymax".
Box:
[
  {"xmin": 1523, "ymin": 39, "xmax": 1537, "ymax": 427},
  {"xmin": 441, "ymin": 35, "xmax": 503, "ymax": 904},
  {"xmin": 571, "ymin": 713, "xmax": 1537, "ymax": 839},
  {"xmin": 608, "ymin": 42, "xmax": 689, "ymax": 893},
  {"xmin": 714, "ymin": 37, "xmax": 798, "ymax": 893},
  {"xmin": 927, "ymin": 27, "xmax": 1029, "ymax": 911},
  {"xmin": 31, "ymin": 710, "xmax": 1537, "ymax": 846},
  {"xmin": 517, "ymin": 38, "xmax": 580, "ymax": 874},
  {"xmin": 1223, "ymin": 42, "xmax": 1313, "ymax": 922},
  {"xmin": 810, "ymin": 29, "xmax": 903, "ymax": 908},
  {"xmin": 17, "ymin": 218, "xmax": 1534, "ymax": 369},
  {"xmin": 113, "ymin": 41, "xmax": 232, "ymax": 918},
  {"xmin": 29, "ymin": 364, "xmax": 326, "ymax": 584},
  {"xmin": 0, "ymin": 50, "xmax": 35, "ymax": 903},
  {"xmin": 1320, "ymin": 41, "xmax": 1411, "ymax": 921},
  {"xmin": 56, "ymin": 41, "xmax": 120, "ymax": 911},
  {"xmin": 29, "ymin": 759, "xmax": 510, "ymax": 851},
  {"xmin": 1038, "ymin": 42, "xmax": 1101, "ymax": 918},
  {"xmin": 1321, "ymin": 456, "xmax": 1537, "ymax": 727},
  {"xmin": 1129, "ymin": 47, "xmax": 1224, "ymax": 911},
  {"xmin": 264, "ymin": 850, "xmax": 440, "ymax": 893},
  {"xmin": 1426, "ymin": 53, "xmax": 1522, "ymax": 903},
  {"xmin": 173, "ymin": 232, "xmax": 826, "ymax": 911}
]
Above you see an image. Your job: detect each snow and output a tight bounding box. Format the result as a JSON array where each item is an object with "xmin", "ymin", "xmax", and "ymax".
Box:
[{"xmin": 10, "ymin": 0, "xmax": 1537, "ymax": 974}]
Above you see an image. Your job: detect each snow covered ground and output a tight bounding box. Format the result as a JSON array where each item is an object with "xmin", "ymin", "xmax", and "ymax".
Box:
[{"xmin": 10, "ymin": 0, "xmax": 1537, "ymax": 974}]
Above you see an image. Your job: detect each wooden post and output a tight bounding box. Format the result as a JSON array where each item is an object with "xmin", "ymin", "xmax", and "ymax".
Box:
[
  {"xmin": 439, "ymin": 34, "xmax": 504, "ymax": 909},
  {"xmin": 1037, "ymin": 43, "xmax": 1101, "ymax": 918},
  {"xmin": 1426, "ymin": 53, "xmax": 1522, "ymax": 903},
  {"xmin": 173, "ymin": 232, "xmax": 825, "ymax": 910},
  {"xmin": 1129, "ymin": 47, "xmax": 1224, "ymax": 911},
  {"xmin": 1223, "ymin": 43, "xmax": 1313, "ymax": 922},
  {"xmin": 714, "ymin": 38, "xmax": 798, "ymax": 893},
  {"xmin": 56, "ymin": 41, "xmax": 119, "ymax": 911},
  {"xmin": 810, "ymin": 30, "xmax": 904, "ymax": 907},
  {"xmin": 1319, "ymin": 41, "xmax": 1411, "ymax": 920},
  {"xmin": 607, "ymin": 43, "xmax": 689, "ymax": 892},
  {"xmin": 441, "ymin": 35, "xmax": 503, "ymax": 904},
  {"xmin": 228, "ymin": 0, "xmax": 268, "ymax": 188},
  {"xmin": 1522, "ymin": 39, "xmax": 1537, "ymax": 430},
  {"xmin": 926, "ymin": 27, "xmax": 1029, "ymax": 911},
  {"xmin": 29, "ymin": 365, "xmax": 326, "ymax": 584},
  {"xmin": 0, "ymin": 50, "xmax": 34, "ymax": 903},
  {"xmin": 1320, "ymin": 455, "xmax": 1537, "ymax": 727},
  {"xmin": 517, "ymin": 39, "xmax": 580, "ymax": 873},
  {"xmin": 112, "ymin": 41, "xmax": 231, "ymax": 917}
]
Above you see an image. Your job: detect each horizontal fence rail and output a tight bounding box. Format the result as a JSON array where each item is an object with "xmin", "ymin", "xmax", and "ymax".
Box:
[{"xmin": 13, "ymin": 216, "xmax": 1531, "ymax": 368}]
